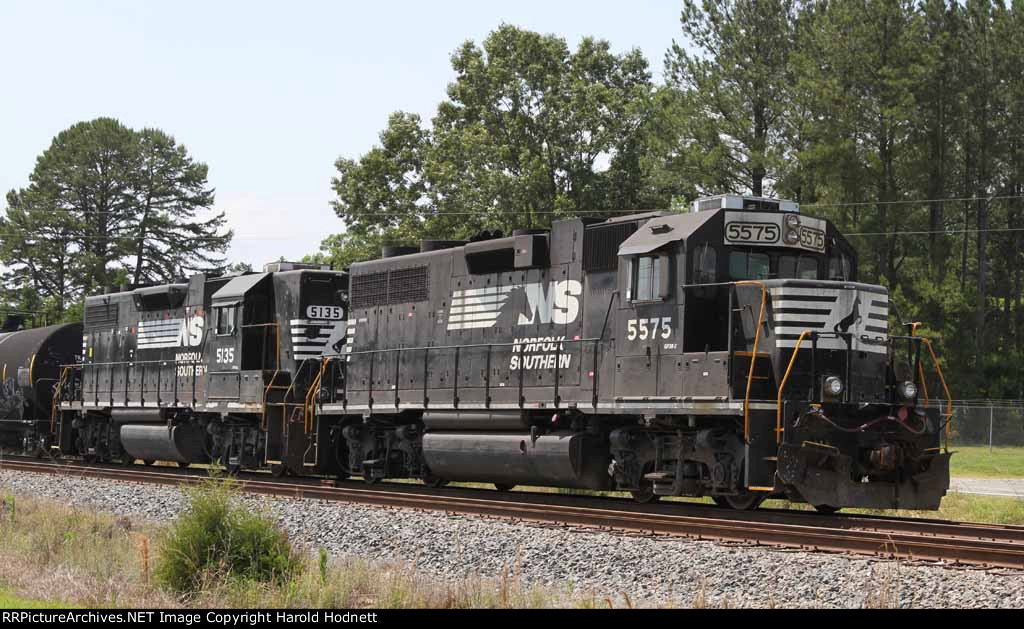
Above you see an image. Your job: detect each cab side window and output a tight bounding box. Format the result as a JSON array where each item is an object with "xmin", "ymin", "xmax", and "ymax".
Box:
[
  {"xmin": 215, "ymin": 305, "xmax": 237, "ymax": 336},
  {"xmin": 632, "ymin": 256, "xmax": 661, "ymax": 302},
  {"xmin": 828, "ymin": 252, "xmax": 852, "ymax": 281}
]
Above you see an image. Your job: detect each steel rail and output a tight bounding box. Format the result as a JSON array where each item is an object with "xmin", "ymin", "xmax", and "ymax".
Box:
[{"xmin": 1, "ymin": 458, "xmax": 1022, "ymax": 570}]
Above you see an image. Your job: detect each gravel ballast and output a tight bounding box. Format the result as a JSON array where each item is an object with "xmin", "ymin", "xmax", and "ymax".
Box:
[{"xmin": 1, "ymin": 469, "xmax": 1021, "ymax": 608}]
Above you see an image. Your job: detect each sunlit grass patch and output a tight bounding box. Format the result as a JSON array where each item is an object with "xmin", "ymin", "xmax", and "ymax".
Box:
[{"xmin": 949, "ymin": 446, "xmax": 1024, "ymax": 479}]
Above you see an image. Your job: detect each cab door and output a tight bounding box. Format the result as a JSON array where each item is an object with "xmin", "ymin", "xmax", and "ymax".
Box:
[
  {"xmin": 615, "ymin": 252, "xmax": 676, "ymax": 399},
  {"xmin": 207, "ymin": 302, "xmax": 241, "ymax": 400}
]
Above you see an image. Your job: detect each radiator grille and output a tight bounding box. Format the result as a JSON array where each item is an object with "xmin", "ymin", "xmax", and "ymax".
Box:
[
  {"xmin": 387, "ymin": 267, "xmax": 429, "ymax": 304},
  {"xmin": 84, "ymin": 302, "xmax": 118, "ymax": 330},
  {"xmin": 583, "ymin": 222, "xmax": 638, "ymax": 271},
  {"xmin": 349, "ymin": 272, "xmax": 388, "ymax": 309}
]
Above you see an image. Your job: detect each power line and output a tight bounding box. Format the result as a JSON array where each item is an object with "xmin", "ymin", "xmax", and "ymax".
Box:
[
  {"xmin": 5, "ymin": 225, "xmax": 1024, "ymax": 243},
  {"xmin": 847, "ymin": 227, "xmax": 1024, "ymax": 237},
  {"xmin": 6, "ymin": 194, "xmax": 1024, "ymax": 218},
  {"xmin": 803, "ymin": 194, "xmax": 1024, "ymax": 209}
]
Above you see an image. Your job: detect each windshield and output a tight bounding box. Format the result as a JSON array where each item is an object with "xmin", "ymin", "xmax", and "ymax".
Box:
[{"xmin": 728, "ymin": 249, "xmax": 822, "ymax": 281}]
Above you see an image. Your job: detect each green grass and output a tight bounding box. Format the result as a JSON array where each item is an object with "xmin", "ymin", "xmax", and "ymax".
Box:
[
  {"xmin": 154, "ymin": 478, "xmax": 302, "ymax": 595},
  {"xmin": 0, "ymin": 590, "xmax": 78, "ymax": 609},
  {"xmin": 762, "ymin": 492, "xmax": 1024, "ymax": 525},
  {"xmin": 0, "ymin": 484, "xmax": 574, "ymax": 608},
  {"xmin": 949, "ymin": 446, "xmax": 1024, "ymax": 479}
]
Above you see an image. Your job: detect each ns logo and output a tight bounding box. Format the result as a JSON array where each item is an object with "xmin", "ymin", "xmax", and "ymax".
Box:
[
  {"xmin": 175, "ymin": 315, "xmax": 205, "ymax": 348},
  {"xmin": 517, "ymin": 280, "xmax": 583, "ymax": 326}
]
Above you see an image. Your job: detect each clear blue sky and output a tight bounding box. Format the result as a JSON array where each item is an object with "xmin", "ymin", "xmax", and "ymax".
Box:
[{"xmin": 0, "ymin": 1, "xmax": 683, "ymax": 268}]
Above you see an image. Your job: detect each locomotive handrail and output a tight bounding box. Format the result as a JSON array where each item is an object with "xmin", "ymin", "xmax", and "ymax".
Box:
[
  {"xmin": 776, "ymin": 330, "xmax": 813, "ymax": 443},
  {"xmin": 58, "ymin": 359, "xmax": 205, "ymax": 409},
  {"xmin": 332, "ymin": 337, "xmax": 604, "ymax": 356},
  {"xmin": 734, "ymin": 281, "xmax": 768, "ymax": 444},
  {"xmin": 907, "ymin": 324, "xmax": 954, "ymax": 452},
  {"xmin": 60, "ymin": 359, "xmax": 204, "ymax": 367},
  {"xmin": 775, "ymin": 330, "xmax": 861, "ymax": 443},
  {"xmin": 319, "ymin": 336, "xmax": 605, "ymax": 411},
  {"xmin": 49, "ymin": 365, "xmax": 73, "ymax": 434},
  {"xmin": 680, "ymin": 279, "xmax": 769, "ymax": 442},
  {"xmin": 241, "ymin": 322, "xmax": 281, "ymax": 431},
  {"xmin": 304, "ymin": 358, "xmax": 328, "ymax": 434},
  {"xmin": 921, "ymin": 338, "xmax": 953, "ymax": 452},
  {"xmin": 776, "ymin": 331, "xmax": 951, "ymax": 451}
]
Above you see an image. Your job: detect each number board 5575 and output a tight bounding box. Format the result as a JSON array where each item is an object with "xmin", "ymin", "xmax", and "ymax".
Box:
[{"xmin": 725, "ymin": 222, "xmax": 780, "ymax": 246}]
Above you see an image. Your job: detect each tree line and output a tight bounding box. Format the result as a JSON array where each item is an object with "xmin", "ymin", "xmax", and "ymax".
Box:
[
  {"xmin": 316, "ymin": 1, "xmax": 1024, "ymax": 400},
  {"xmin": 3, "ymin": 2, "xmax": 1022, "ymax": 401}
]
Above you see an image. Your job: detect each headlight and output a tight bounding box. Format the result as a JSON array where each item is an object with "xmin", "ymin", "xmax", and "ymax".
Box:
[
  {"xmin": 898, "ymin": 381, "xmax": 918, "ymax": 400},
  {"xmin": 784, "ymin": 230, "xmax": 801, "ymax": 245},
  {"xmin": 785, "ymin": 214, "xmax": 801, "ymax": 228},
  {"xmin": 824, "ymin": 376, "xmax": 844, "ymax": 396}
]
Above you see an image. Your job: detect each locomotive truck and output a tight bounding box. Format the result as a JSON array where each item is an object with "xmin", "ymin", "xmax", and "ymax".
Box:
[{"xmin": 1, "ymin": 195, "xmax": 953, "ymax": 512}]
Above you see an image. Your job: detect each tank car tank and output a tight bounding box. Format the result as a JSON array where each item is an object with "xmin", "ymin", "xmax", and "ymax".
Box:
[{"xmin": 0, "ymin": 322, "xmax": 83, "ymax": 453}]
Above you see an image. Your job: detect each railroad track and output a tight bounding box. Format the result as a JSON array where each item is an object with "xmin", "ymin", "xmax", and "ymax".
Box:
[{"xmin": 1, "ymin": 455, "xmax": 1022, "ymax": 570}]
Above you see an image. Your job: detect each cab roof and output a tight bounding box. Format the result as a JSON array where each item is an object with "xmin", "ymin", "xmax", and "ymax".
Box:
[{"xmin": 617, "ymin": 210, "xmax": 719, "ymax": 256}]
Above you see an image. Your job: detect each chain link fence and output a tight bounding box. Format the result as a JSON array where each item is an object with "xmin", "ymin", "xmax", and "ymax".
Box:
[{"xmin": 943, "ymin": 401, "xmax": 1024, "ymax": 450}]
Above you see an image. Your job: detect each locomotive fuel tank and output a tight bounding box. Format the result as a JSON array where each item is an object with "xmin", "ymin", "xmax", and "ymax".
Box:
[
  {"xmin": 0, "ymin": 322, "xmax": 83, "ymax": 447},
  {"xmin": 422, "ymin": 431, "xmax": 612, "ymax": 490},
  {"xmin": 119, "ymin": 422, "xmax": 210, "ymax": 464}
]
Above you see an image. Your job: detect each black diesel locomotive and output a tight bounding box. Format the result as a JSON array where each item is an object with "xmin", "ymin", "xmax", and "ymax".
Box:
[{"xmin": 4, "ymin": 195, "xmax": 954, "ymax": 511}]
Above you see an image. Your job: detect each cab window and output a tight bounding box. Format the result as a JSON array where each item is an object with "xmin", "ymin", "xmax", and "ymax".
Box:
[
  {"xmin": 632, "ymin": 255, "xmax": 661, "ymax": 302},
  {"xmin": 778, "ymin": 254, "xmax": 819, "ymax": 279},
  {"xmin": 828, "ymin": 252, "xmax": 852, "ymax": 281},
  {"xmin": 729, "ymin": 251, "xmax": 770, "ymax": 280},
  {"xmin": 215, "ymin": 305, "xmax": 237, "ymax": 336}
]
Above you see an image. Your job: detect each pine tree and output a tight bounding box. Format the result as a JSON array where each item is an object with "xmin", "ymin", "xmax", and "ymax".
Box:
[{"xmin": 1, "ymin": 118, "xmax": 230, "ymax": 319}]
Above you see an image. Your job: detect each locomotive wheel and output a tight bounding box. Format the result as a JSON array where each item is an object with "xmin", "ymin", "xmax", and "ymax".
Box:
[
  {"xmin": 493, "ymin": 484, "xmax": 516, "ymax": 492},
  {"xmin": 270, "ymin": 464, "xmax": 288, "ymax": 478},
  {"xmin": 631, "ymin": 463, "xmax": 660, "ymax": 504},
  {"xmin": 630, "ymin": 486, "xmax": 660, "ymax": 504},
  {"xmin": 177, "ymin": 462, "xmax": 190, "ymax": 470},
  {"xmin": 143, "ymin": 460, "xmax": 155, "ymax": 466},
  {"xmin": 421, "ymin": 475, "xmax": 448, "ymax": 489},
  {"xmin": 814, "ymin": 504, "xmax": 841, "ymax": 515},
  {"xmin": 713, "ymin": 493, "xmax": 765, "ymax": 511},
  {"xmin": 363, "ymin": 475, "xmax": 382, "ymax": 485}
]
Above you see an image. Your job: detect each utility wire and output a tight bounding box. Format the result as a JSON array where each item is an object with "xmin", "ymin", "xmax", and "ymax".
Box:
[
  {"xmin": 5, "ymin": 194, "xmax": 1024, "ymax": 217},
  {"xmin": 5, "ymin": 226, "xmax": 1024, "ymax": 242},
  {"xmin": 847, "ymin": 227, "xmax": 1024, "ymax": 237}
]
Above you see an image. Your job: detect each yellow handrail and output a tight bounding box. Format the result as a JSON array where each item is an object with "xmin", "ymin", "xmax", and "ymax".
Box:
[
  {"xmin": 303, "ymin": 358, "xmax": 329, "ymax": 434},
  {"xmin": 258, "ymin": 322, "xmax": 281, "ymax": 431},
  {"xmin": 918, "ymin": 361, "xmax": 931, "ymax": 408},
  {"xmin": 735, "ymin": 281, "xmax": 767, "ymax": 443},
  {"xmin": 910, "ymin": 323, "xmax": 952, "ymax": 452},
  {"xmin": 775, "ymin": 330, "xmax": 813, "ymax": 444},
  {"xmin": 920, "ymin": 338, "xmax": 953, "ymax": 452}
]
